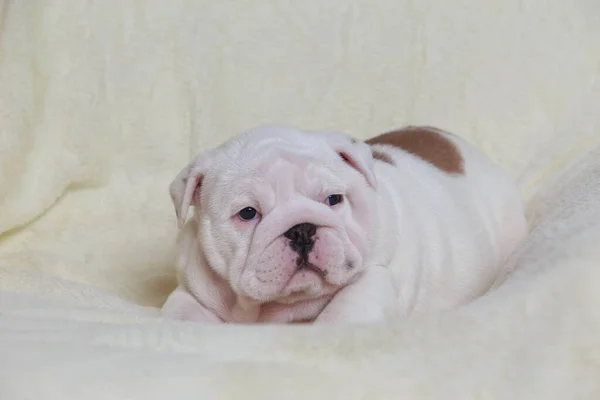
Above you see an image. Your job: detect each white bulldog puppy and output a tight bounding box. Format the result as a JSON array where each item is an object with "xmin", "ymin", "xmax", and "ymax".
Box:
[{"xmin": 162, "ymin": 125, "xmax": 527, "ymax": 324}]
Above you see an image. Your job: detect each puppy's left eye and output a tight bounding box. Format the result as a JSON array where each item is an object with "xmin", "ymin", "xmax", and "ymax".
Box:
[
  {"xmin": 325, "ymin": 194, "xmax": 343, "ymax": 206},
  {"xmin": 238, "ymin": 207, "xmax": 259, "ymax": 221}
]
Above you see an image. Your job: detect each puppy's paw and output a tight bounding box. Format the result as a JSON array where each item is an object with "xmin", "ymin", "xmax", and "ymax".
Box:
[
  {"xmin": 315, "ymin": 265, "xmax": 400, "ymax": 324},
  {"xmin": 161, "ymin": 286, "xmax": 222, "ymax": 323}
]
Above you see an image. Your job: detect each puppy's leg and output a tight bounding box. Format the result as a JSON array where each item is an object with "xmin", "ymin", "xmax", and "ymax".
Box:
[
  {"xmin": 161, "ymin": 285, "xmax": 222, "ymax": 323},
  {"xmin": 315, "ymin": 265, "xmax": 399, "ymax": 323}
]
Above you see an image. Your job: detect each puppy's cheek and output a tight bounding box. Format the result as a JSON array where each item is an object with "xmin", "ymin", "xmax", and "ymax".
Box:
[
  {"xmin": 239, "ymin": 237, "xmax": 297, "ymax": 300},
  {"xmin": 308, "ymin": 230, "xmax": 353, "ymax": 285},
  {"xmin": 345, "ymin": 221, "xmax": 369, "ymax": 257},
  {"xmin": 227, "ymin": 239, "xmax": 253, "ymax": 290},
  {"xmin": 225, "ymin": 219, "xmax": 260, "ymax": 279},
  {"xmin": 255, "ymin": 239, "xmax": 297, "ymax": 284},
  {"xmin": 309, "ymin": 233, "xmax": 341, "ymax": 265},
  {"xmin": 345, "ymin": 187, "xmax": 375, "ymax": 253},
  {"xmin": 199, "ymin": 225, "xmax": 229, "ymax": 278}
]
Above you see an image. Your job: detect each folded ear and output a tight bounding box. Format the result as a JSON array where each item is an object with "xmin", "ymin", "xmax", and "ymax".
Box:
[
  {"xmin": 169, "ymin": 150, "xmax": 215, "ymax": 228},
  {"xmin": 308, "ymin": 130, "xmax": 376, "ymax": 188},
  {"xmin": 337, "ymin": 139, "xmax": 377, "ymax": 188},
  {"xmin": 326, "ymin": 136, "xmax": 376, "ymax": 188}
]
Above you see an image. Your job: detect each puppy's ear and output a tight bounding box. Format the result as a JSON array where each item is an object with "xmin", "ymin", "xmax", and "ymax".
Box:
[
  {"xmin": 169, "ymin": 151, "xmax": 215, "ymax": 228},
  {"xmin": 335, "ymin": 139, "xmax": 377, "ymax": 188}
]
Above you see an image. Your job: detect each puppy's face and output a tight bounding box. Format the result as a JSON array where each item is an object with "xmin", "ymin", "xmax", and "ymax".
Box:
[{"xmin": 170, "ymin": 125, "xmax": 377, "ymax": 304}]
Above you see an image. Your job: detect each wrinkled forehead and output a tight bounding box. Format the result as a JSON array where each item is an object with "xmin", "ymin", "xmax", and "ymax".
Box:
[
  {"xmin": 222, "ymin": 141, "xmax": 340, "ymax": 185},
  {"xmin": 223, "ymin": 126, "xmax": 339, "ymax": 168},
  {"xmin": 205, "ymin": 128, "xmax": 347, "ymax": 203},
  {"xmin": 238, "ymin": 126, "xmax": 333, "ymax": 155}
]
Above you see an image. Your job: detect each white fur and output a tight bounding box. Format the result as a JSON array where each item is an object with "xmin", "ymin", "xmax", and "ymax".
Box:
[{"xmin": 161, "ymin": 125, "xmax": 527, "ymax": 323}]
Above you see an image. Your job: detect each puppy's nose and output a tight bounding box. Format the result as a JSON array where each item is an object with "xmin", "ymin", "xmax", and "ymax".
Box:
[
  {"xmin": 284, "ymin": 223, "xmax": 317, "ymax": 242},
  {"xmin": 284, "ymin": 223, "xmax": 317, "ymax": 253}
]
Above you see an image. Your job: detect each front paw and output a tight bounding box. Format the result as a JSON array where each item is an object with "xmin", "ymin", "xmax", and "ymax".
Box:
[
  {"xmin": 315, "ymin": 300, "xmax": 400, "ymax": 324},
  {"xmin": 161, "ymin": 286, "xmax": 223, "ymax": 323},
  {"xmin": 314, "ymin": 265, "xmax": 400, "ymax": 324}
]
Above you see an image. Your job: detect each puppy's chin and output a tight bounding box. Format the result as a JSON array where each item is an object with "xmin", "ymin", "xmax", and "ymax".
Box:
[{"xmin": 276, "ymin": 270, "xmax": 340, "ymax": 302}]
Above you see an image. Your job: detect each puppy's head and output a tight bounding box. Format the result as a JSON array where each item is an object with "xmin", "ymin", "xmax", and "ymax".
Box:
[{"xmin": 170, "ymin": 125, "xmax": 377, "ymax": 304}]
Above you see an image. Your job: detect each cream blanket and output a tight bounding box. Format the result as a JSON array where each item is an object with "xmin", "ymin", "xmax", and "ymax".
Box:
[{"xmin": 1, "ymin": 0, "xmax": 600, "ymax": 398}]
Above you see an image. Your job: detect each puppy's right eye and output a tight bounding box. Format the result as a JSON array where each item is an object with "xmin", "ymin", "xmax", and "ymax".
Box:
[
  {"xmin": 325, "ymin": 194, "xmax": 344, "ymax": 206},
  {"xmin": 238, "ymin": 207, "xmax": 259, "ymax": 221}
]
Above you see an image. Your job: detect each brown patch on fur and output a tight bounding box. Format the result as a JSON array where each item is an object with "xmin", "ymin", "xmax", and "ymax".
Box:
[
  {"xmin": 366, "ymin": 126, "xmax": 464, "ymax": 174},
  {"xmin": 372, "ymin": 150, "xmax": 394, "ymax": 165}
]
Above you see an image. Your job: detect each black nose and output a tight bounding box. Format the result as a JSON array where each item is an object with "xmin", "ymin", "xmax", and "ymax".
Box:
[{"xmin": 284, "ymin": 223, "xmax": 317, "ymax": 254}]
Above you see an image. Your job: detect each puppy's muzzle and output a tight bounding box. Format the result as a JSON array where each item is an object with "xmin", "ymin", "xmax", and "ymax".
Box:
[{"xmin": 284, "ymin": 222, "xmax": 328, "ymax": 278}]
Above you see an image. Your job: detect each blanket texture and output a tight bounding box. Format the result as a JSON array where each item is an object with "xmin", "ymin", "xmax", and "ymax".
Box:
[{"xmin": 1, "ymin": 0, "xmax": 600, "ymax": 398}]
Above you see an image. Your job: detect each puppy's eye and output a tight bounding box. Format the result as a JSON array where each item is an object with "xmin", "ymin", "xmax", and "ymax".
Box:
[
  {"xmin": 325, "ymin": 194, "xmax": 343, "ymax": 206},
  {"xmin": 238, "ymin": 207, "xmax": 259, "ymax": 221}
]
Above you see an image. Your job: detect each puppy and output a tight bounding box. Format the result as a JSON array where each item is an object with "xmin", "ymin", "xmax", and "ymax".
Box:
[{"xmin": 161, "ymin": 125, "xmax": 527, "ymax": 323}]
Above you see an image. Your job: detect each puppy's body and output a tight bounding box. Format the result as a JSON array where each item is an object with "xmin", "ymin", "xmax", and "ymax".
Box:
[
  {"xmin": 162, "ymin": 125, "xmax": 527, "ymax": 323},
  {"xmin": 367, "ymin": 128, "xmax": 525, "ymax": 315}
]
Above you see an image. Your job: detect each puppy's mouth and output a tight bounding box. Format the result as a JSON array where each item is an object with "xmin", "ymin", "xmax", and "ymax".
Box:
[
  {"xmin": 275, "ymin": 255, "xmax": 331, "ymax": 302},
  {"xmin": 294, "ymin": 257, "xmax": 328, "ymax": 278}
]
